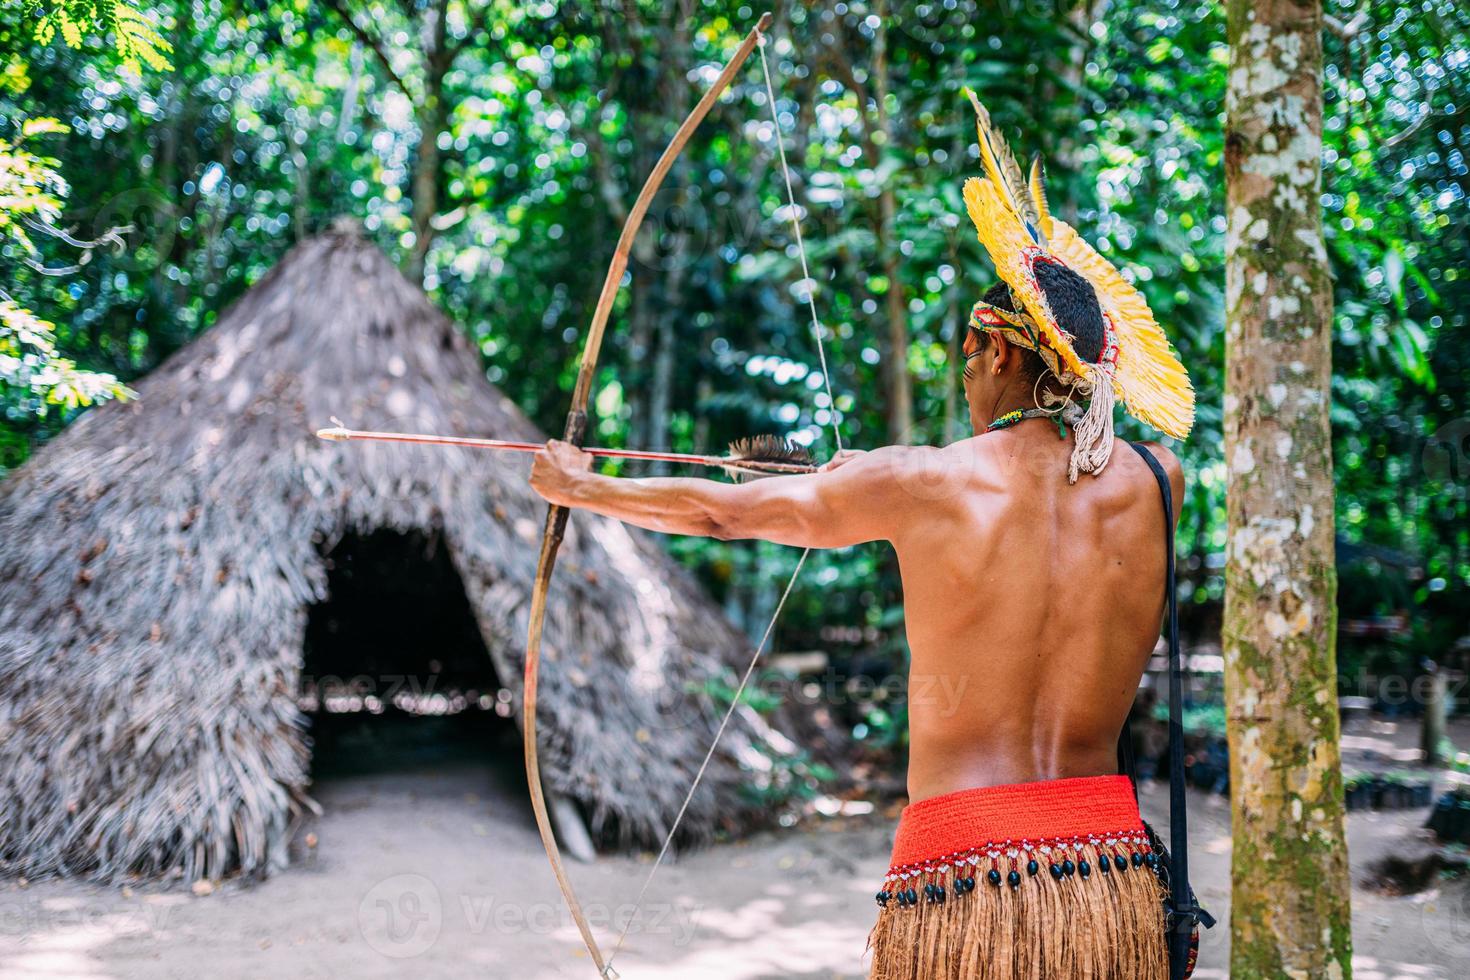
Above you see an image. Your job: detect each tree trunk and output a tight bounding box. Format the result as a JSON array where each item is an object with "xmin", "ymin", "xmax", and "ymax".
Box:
[
  {"xmin": 627, "ymin": 275, "xmax": 653, "ymax": 450},
  {"xmin": 871, "ymin": 5, "xmax": 912, "ymax": 444},
  {"xmin": 407, "ymin": 0, "xmax": 451, "ymax": 283},
  {"xmin": 942, "ymin": 288, "xmax": 961, "ymax": 444},
  {"xmin": 1223, "ymin": 1, "xmax": 1352, "ymax": 976},
  {"xmin": 1421, "ymin": 664, "xmax": 1447, "ymax": 766},
  {"xmin": 338, "ymin": 43, "xmax": 365, "ymax": 145},
  {"xmin": 625, "ymin": 139, "xmax": 660, "ymax": 453},
  {"xmin": 645, "ymin": 9, "xmax": 693, "ymax": 471},
  {"xmin": 1051, "ymin": 0, "xmax": 1110, "ymax": 224},
  {"xmin": 407, "ymin": 105, "xmax": 442, "ymax": 283},
  {"xmin": 648, "ymin": 203, "xmax": 688, "ymax": 472}
]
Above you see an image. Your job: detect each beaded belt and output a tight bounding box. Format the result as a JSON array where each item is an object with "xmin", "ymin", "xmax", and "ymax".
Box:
[{"xmin": 874, "ymin": 774, "xmax": 1157, "ymax": 909}]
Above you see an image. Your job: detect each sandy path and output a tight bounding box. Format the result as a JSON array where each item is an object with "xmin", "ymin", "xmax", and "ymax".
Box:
[{"xmin": 2, "ymin": 761, "xmax": 1466, "ymax": 979}]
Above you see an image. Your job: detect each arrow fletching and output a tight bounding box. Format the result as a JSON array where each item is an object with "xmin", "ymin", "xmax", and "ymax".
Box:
[{"xmin": 722, "ymin": 435, "xmax": 817, "ymax": 480}]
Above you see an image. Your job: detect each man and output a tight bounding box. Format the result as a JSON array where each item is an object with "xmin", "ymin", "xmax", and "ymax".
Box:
[{"xmin": 529, "ymin": 96, "xmax": 1194, "ymax": 979}]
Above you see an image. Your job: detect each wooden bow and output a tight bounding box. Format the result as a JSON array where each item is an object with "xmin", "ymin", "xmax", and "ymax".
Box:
[{"xmin": 522, "ymin": 14, "xmax": 774, "ymax": 977}]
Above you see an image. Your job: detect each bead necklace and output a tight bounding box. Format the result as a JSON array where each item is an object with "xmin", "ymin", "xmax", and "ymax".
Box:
[{"xmin": 987, "ymin": 407, "xmax": 1071, "ymax": 439}]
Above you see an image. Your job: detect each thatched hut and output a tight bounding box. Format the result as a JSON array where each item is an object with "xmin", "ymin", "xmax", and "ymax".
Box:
[{"xmin": 0, "ymin": 225, "xmax": 789, "ymax": 884}]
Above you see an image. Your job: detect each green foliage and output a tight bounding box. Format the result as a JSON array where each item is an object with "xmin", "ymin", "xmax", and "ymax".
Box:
[
  {"xmin": 700, "ymin": 668, "xmax": 837, "ymax": 810},
  {"xmin": 697, "ymin": 670, "xmax": 785, "ymax": 716},
  {"xmin": 23, "ymin": 0, "xmax": 173, "ymax": 72},
  {"xmin": 0, "ymin": 118, "xmax": 130, "ymax": 464},
  {"xmin": 1152, "ymin": 700, "xmax": 1228, "ymax": 739},
  {"xmin": 0, "ymin": 0, "xmax": 172, "ymax": 462},
  {"xmin": 737, "ymin": 746, "xmax": 837, "ymax": 811},
  {"xmin": 0, "ymin": 300, "xmax": 129, "ymax": 420},
  {"xmin": 0, "ymin": 0, "xmax": 1466, "ymax": 758},
  {"xmin": 0, "ymin": 115, "xmax": 67, "ymax": 250}
]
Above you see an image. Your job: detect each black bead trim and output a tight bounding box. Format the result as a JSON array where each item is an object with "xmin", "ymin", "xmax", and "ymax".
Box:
[{"xmin": 876, "ymin": 836, "xmax": 1156, "ymax": 909}]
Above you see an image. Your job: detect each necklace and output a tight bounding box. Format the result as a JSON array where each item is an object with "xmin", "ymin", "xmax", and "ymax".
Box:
[{"xmin": 986, "ymin": 406, "xmax": 1077, "ymax": 439}]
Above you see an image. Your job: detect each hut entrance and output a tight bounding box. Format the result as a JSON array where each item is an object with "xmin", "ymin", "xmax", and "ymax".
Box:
[{"xmin": 301, "ymin": 528, "xmax": 518, "ymax": 784}]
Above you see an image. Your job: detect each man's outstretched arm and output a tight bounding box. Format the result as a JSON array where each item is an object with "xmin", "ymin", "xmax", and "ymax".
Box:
[{"xmin": 528, "ymin": 440, "xmax": 912, "ymax": 548}]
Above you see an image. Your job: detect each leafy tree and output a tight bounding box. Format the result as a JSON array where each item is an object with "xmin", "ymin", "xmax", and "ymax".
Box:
[
  {"xmin": 22, "ymin": 0, "xmax": 171, "ymax": 71},
  {"xmin": 2, "ymin": 0, "xmax": 1466, "ymax": 754},
  {"xmin": 0, "ymin": 121, "xmax": 127, "ymax": 438},
  {"xmin": 0, "ymin": 0, "xmax": 172, "ymax": 465}
]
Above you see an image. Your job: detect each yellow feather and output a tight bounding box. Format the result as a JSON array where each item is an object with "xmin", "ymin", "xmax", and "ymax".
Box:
[
  {"xmin": 963, "ymin": 88, "xmax": 1042, "ymax": 245},
  {"xmin": 962, "ymin": 177, "xmax": 1086, "ymax": 379},
  {"xmin": 959, "ymin": 92, "xmax": 1193, "ymax": 441},
  {"xmin": 1048, "ymin": 219, "xmax": 1195, "ymax": 438},
  {"xmin": 1028, "ymin": 155, "xmax": 1054, "ymax": 241}
]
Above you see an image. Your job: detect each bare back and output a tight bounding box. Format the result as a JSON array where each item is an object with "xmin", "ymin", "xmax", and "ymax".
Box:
[
  {"xmin": 889, "ymin": 426, "xmax": 1181, "ymax": 802},
  {"xmin": 529, "ymin": 415, "xmax": 1182, "ymax": 804}
]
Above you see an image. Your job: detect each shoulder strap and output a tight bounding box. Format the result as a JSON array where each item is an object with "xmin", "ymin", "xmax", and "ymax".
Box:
[{"xmin": 1126, "ymin": 441, "xmax": 1211, "ymax": 979}]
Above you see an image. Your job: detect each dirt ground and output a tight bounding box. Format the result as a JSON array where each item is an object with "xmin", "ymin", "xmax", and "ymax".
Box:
[{"xmin": 2, "ymin": 744, "xmax": 1467, "ymax": 980}]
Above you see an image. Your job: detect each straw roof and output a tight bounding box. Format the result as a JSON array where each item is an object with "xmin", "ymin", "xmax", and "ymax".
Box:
[{"xmin": 0, "ymin": 225, "xmax": 792, "ymax": 884}]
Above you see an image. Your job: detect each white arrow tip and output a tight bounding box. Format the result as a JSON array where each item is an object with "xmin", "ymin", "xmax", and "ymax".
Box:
[{"xmin": 317, "ymin": 416, "xmax": 350, "ymax": 441}]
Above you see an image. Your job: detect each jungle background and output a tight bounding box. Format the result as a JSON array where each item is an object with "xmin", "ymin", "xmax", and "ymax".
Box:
[
  {"xmin": 6, "ymin": 0, "xmax": 1467, "ymax": 756},
  {"xmin": 5, "ymin": 1, "xmax": 1470, "ymax": 976}
]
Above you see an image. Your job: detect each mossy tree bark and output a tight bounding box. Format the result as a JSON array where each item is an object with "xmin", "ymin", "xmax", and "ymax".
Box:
[{"xmin": 1223, "ymin": 1, "xmax": 1353, "ymax": 977}]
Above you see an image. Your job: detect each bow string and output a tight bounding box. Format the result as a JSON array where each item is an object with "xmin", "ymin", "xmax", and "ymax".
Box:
[
  {"xmin": 521, "ymin": 14, "xmax": 843, "ymax": 976},
  {"xmin": 598, "ymin": 24, "xmax": 844, "ymax": 978}
]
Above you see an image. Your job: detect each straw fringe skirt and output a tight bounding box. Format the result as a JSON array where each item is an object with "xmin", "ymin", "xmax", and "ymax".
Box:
[{"xmin": 867, "ymin": 775, "xmax": 1168, "ymax": 980}]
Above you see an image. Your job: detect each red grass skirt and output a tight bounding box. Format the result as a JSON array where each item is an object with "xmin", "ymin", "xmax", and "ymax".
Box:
[{"xmin": 867, "ymin": 775, "xmax": 1168, "ymax": 979}]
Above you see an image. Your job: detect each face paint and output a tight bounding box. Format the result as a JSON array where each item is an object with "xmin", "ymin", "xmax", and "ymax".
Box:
[{"xmin": 961, "ymin": 330, "xmax": 985, "ymax": 381}]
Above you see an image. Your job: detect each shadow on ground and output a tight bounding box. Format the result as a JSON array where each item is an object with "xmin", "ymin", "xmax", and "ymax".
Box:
[{"xmin": 1, "ymin": 762, "xmax": 1467, "ymax": 978}]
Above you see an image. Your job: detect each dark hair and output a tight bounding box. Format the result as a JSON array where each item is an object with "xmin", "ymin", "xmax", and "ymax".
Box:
[
  {"xmin": 1034, "ymin": 261, "xmax": 1106, "ymax": 363},
  {"xmin": 981, "ymin": 281, "xmax": 1014, "ymax": 311},
  {"xmin": 976, "ymin": 265, "xmax": 1107, "ymax": 365}
]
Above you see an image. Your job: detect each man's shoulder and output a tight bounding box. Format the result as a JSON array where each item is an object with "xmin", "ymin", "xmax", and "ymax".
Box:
[
  {"xmin": 1124, "ymin": 440, "xmax": 1186, "ymax": 512},
  {"xmin": 860, "ymin": 442, "xmax": 982, "ymax": 470},
  {"xmin": 842, "ymin": 440, "xmax": 1001, "ymax": 501},
  {"xmin": 1131, "ymin": 440, "xmax": 1183, "ymax": 478}
]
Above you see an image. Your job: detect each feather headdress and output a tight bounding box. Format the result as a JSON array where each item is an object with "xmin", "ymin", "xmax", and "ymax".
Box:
[{"xmin": 962, "ymin": 89, "xmax": 1194, "ymax": 480}]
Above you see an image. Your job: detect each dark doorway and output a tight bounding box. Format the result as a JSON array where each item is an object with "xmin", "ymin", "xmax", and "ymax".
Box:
[{"xmin": 301, "ymin": 528, "xmax": 519, "ymax": 780}]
